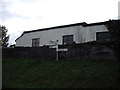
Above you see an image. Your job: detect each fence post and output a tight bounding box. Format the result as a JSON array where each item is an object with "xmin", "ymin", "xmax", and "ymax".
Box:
[{"xmin": 56, "ymin": 44, "xmax": 58, "ymax": 61}]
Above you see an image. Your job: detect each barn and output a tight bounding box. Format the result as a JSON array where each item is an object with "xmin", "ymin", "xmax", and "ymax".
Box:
[{"xmin": 15, "ymin": 21, "xmax": 110, "ymax": 47}]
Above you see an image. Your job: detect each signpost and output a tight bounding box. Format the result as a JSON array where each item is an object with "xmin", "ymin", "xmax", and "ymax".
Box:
[
  {"xmin": 56, "ymin": 48, "xmax": 68, "ymax": 52},
  {"xmin": 49, "ymin": 40, "xmax": 68, "ymax": 61}
]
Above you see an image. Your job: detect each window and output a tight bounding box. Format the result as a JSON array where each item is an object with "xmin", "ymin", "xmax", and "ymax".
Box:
[
  {"xmin": 96, "ymin": 32, "xmax": 110, "ymax": 42},
  {"xmin": 63, "ymin": 35, "xmax": 73, "ymax": 44},
  {"xmin": 32, "ymin": 38, "xmax": 40, "ymax": 47}
]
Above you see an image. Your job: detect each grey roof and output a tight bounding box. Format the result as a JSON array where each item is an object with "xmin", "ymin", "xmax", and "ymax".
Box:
[
  {"xmin": 15, "ymin": 19, "xmax": 120, "ymax": 42},
  {"xmin": 15, "ymin": 22, "xmax": 86, "ymax": 41}
]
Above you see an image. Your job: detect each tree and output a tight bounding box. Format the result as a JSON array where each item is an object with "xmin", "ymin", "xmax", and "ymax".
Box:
[
  {"xmin": 105, "ymin": 19, "xmax": 120, "ymax": 60},
  {"xmin": 0, "ymin": 25, "xmax": 9, "ymax": 47}
]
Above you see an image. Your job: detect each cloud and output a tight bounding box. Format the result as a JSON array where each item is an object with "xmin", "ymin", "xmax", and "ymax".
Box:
[{"xmin": 1, "ymin": 0, "xmax": 45, "ymax": 22}]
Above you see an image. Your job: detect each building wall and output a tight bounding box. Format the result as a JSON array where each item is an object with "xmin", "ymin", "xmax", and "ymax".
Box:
[
  {"xmin": 16, "ymin": 26, "xmax": 78, "ymax": 47},
  {"xmin": 118, "ymin": 1, "xmax": 120, "ymax": 19},
  {"xmin": 16, "ymin": 25, "xmax": 109, "ymax": 47},
  {"xmin": 77, "ymin": 25, "xmax": 108, "ymax": 43}
]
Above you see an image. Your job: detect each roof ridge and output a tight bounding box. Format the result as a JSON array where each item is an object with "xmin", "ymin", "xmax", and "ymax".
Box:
[{"xmin": 15, "ymin": 19, "xmax": 120, "ymax": 41}]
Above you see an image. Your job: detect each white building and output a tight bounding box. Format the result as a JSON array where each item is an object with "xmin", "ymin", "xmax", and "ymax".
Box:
[
  {"xmin": 15, "ymin": 21, "xmax": 110, "ymax": 47},
  {"xmin": 119, "ymin": 1, "xmax": 120, "ymax": 19}
]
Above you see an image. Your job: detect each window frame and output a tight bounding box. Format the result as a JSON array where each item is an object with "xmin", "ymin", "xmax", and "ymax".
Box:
[
  {"xmin": 32, "ymin": 38, "xmax": 40, "ymax": 47},
  {"xmin": 96, "ymin": 31, "xmax": 110, "ymax": 42},
  {"xmin": 63, "ymin": 35, "xmax": 74, "ymax": 45}
]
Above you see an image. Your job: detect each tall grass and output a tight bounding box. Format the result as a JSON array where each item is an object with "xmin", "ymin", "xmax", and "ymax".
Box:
[{"xmin": 3, "ymin": 58, "xmax": 119, "ymax": 88}]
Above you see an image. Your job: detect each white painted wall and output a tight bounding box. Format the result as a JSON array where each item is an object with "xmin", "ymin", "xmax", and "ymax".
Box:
[
  {"xmin": 77, "ymin": 25, "xmax": 108, "ymax": 43},
  {"xmin": 16, "ymin": 25, "xmax": 108, "ymax": 47},
  {"xmin": 118, "ymin": 1, "xmax": 120, "ymax": 19},
  {"xmin": 16, "ymin": 26, "xmax": 78, "ymax": 47}
]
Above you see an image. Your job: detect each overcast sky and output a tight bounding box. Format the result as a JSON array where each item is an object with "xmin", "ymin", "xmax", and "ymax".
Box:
[{"xmin": 0, "ymin": 0, "xmax": 119, "ymax": 45}]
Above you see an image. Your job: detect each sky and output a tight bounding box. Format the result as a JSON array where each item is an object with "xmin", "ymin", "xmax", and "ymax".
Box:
[{"xmin": 0, "ymin": 0, "xmax": 119, "ymax": 45}]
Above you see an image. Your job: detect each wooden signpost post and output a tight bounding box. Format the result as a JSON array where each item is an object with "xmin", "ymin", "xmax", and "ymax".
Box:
[{"xmin": 49, "ymin": 40, "xmax": 68, "ymax": 61}]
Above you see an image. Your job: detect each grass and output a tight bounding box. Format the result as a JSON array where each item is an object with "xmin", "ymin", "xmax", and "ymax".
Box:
[{"xmin": 2, "ymin": 58, "xmax": 120, "ymax": 88}]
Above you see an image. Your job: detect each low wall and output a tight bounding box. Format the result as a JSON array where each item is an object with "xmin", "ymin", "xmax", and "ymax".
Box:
[
  {"xmin": 2, "ymin": 46, "xmax": 56, "ymax": 60},
  {"xmin": 2, "ymin": 42, "xmax": 118, "ymax": 61},
  {"xmin": 58, "ymin": 42, "xmax": 117, "ymax": 61}
]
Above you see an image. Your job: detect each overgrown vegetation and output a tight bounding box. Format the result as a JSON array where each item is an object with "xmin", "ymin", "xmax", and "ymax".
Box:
[
  {"xmin": 0, "ymin": 25, "xmax": 9, "ymax": 47},
  {"xmin": 105, "ymin": 20, "xmax": 120, "ymax": 60},
  {"xmin": 3, "ymin": 59, "xmax": 119, "ymax": 88}
]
